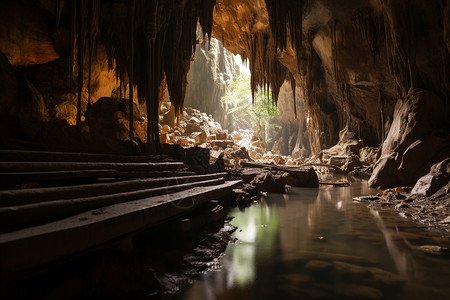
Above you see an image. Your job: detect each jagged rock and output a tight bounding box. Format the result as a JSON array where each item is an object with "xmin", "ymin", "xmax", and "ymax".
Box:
[
  {"xmin": 360, "ymin": 147, "xmax": 379, "ymax": 165},
  {"xmin": 342, "ymin": 154, "xmax": 361, "ymax": 173},
  {"xmin": 369, "ymin": 90, "xmax": 450, "ymax": 188},
  {"xmin": 240, "ymin": 168, "xmax": 266, "ymax": 183},
  {"xmin": 411, "ymin": 158, "xmax": 450, "ymax": 196},
  {"xmin": 208, "ymin": 154, "xmax": 225, "ymax": 173},
  {"xmin": 242, "ymin": 183, "xmax": 260, "ymax": 197},
  {"xmin": 185, "ymin": 146, "xmax": 211, "ymax": 174},
  {"xmin": 190, "ymin": 131, "xmax": 207, "ymax": 144},
  {"xmin": 285, "ymin": 167, "xmax": 319, "ymax": 188},
  {"xmin": 251, "ymin": 171, "xmax": 287, "ymax": 193},
  {"xmin": 175, "ymin": 136, "xmax": 196, "ymax": 148}
]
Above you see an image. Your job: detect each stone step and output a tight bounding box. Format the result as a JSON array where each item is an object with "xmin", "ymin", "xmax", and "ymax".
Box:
[
  {"xmin": 0, "ymin": 161, "xmax": 185, "ymax": 173},
  {"xmin": 0, "ymin": 180, "xmax": 242, "ymax": 277},
  {"xmin": 0, "ymin": 172, "xmax": 228, "ymax": 207},
  {"xmin": 0, "ymin": 177, "xmax": 227, "ymax": 229},
  {"xmin": 0, "ymin": 149, "xmax": 158, "ymax": 163},
  {"xmin": 0, "ymin": 170, "xmax": 196, "ymax": 188}
]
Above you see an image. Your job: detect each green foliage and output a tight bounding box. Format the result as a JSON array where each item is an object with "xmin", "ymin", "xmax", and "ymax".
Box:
[{"xmin": 221, "ymin": 71, "xmax": 280, "ymax": 138}]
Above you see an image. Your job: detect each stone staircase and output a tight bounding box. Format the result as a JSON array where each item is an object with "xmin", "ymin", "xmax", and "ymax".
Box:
[{"xmin": 0, "ymin": 149, "xmax": 241, "ymax": 277}]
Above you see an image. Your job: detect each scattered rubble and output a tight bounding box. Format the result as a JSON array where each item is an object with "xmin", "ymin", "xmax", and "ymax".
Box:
[
  {"xmin": 159, "ymin": 104, "xmax": 302, "ymax": 168},
  {"xmin": 319, "ymin": 125, "xmax": 378, "ymax": 176},
  {"xmin": 355, "ymin": 159, "xmax": 450, "ymax": 237}
]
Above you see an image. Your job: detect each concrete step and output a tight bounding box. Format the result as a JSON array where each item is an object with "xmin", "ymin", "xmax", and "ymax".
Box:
[
  {"xmin": 0, "ymin": 173, "xmax": 228, "ymax": 206},
  {"xmin": 0, "ymin": 177, "xmax": 228, "ymax": 229},
  {"xmin": 0, "ymin": 180, "xmax": 242, "ymax": 277}
]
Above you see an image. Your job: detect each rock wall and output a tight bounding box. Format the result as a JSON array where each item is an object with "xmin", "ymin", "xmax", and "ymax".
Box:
[
  {"xmin": 212, "ymin": 0, "xmax": 450, "ymax": 188},
  {"xmin": 184, "ymin": 37, "xmax": 241, "ymax": 129},
  {"xmin": 270, "ymin": 81, "xmax": 310, "ymax": 158}
]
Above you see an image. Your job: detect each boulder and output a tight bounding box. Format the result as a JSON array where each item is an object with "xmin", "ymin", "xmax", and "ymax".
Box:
[
  {"xmin": 369, "ymin": 90, "xmax": 449, "ymax": 188},
  {"xmin": 251, "ymin": 171, "xmax": 287, "ymax": 193},
  {"xmin": 185, "ymin": 146, "xmax": 211, "ymax": 174},
  {"xmin": 411, "ymin": 158, "xmax": 450, "ymax": 196},
  {"xmin": 240, "ymin": 168, "xmax": 266, "ymax": 183},
  {"xmin": 208, "ymin": 154, "xmax": 225, "ymax": 173},
  {"xmin": 190, "ymin": 131, "xmax": 207, "ymax": 144},
  {"xmin": 285, "ymin": 167, "xmax": 319, "ymax": 187}
]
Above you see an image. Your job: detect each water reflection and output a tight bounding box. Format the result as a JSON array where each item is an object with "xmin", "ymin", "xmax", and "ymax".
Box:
[
  {"xmin": 370, "ymin": 209, "xmax": 415, "ymax": 279},
  {"xmin": 177, "ymin": 180, "xmax": 450, "ymax": 300}
]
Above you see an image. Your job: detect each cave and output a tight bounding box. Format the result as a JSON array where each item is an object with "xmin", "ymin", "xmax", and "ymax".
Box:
[{"xmin": 0, "ymin": 0, "xmax": 449, "ymax": 299}]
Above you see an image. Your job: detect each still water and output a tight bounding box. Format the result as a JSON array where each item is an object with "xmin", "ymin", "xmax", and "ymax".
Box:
[{"xmin": 177, "ymin": 180, "xmax": 450, "ymax": 299}]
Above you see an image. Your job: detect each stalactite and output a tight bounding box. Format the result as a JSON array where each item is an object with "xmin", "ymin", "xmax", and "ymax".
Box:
[
  {"xmin": 69, "ymin": 0, "xmax": 76, "ymax": 91},
  {"xmin": 265, "ymin": 0, "xmax": 304, "ymax": 68},
  {"xmin": 61, "ymin": 0, "xmax": 217, "ymax": 152},
  {"xmin": 288, "ymin": 71, "xmax": 297, "ymax": 118},
  {"xmin": 87, "ymin": 0, "xmax": 99, "ymax": 106},
  {"xmin": 76, "ymin": 0, "xmax": 85, "ymax": 131},
  {"xmin": 352, "ymin": 8, "xmax": 384, "ymax": 62},
  {"xmin": 379, "ymin": 0, "xmax": 418, "ymax": 97},
  {"xmin": 129, "ymin": 0, "xmax": 135, "ymax": 141},
  {"xmin": 56, "ymin": 0, "xmax": 65, "ymax": 28},
  {"xmin": 243, "ymin": 31, "xmax": 287, "ymax": 106}
]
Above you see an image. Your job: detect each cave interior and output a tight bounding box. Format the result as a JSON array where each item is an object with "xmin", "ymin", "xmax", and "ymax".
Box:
[{"xmin": 0, "ymin": 0, "xmax": 449, "ymax": 297}]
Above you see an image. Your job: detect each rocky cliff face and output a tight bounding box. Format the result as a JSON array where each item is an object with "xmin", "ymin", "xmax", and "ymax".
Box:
[{"xmin": 184, "ymin": 37, "xmax": 241, "ymax": 129}]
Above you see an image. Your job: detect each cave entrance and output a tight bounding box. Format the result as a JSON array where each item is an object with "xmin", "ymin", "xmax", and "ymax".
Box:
[{"xmin": 159, "ymin": 30, "xmax": 310, "ymax": 167}]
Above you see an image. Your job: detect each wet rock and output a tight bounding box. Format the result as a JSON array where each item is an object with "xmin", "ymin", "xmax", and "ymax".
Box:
[
  {"xmin": 251, "ymin": 171, "xmax": 287, "ymax": 193},
  {"xmin": 242, "ymin": 183, "xmax": 261, "ymax": 197},
  {"xmin": 349, "ymin": 166, "xmax": 373, "ymax": 180},
  {"xmin": 240, "ymin": 168, "xmax": 266, "ymax": 183},
  {"xmin": 411, "ymin": 158, "xmax": 450, "ymax": 196},
  {"xmin": 285, "ymin": 167, "xmax": 319, "ymax": 188},
  {"xmin": 352, "ymin": 196, "xmax": 380, "ymax": 202}
]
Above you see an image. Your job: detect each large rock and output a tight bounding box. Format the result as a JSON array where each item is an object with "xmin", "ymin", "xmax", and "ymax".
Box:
[
  {"xmin": 369, "ymin": 90, "xmax": 449, "ymax": 188},
  {"xmin": 285, "ymin": 167, "xmax": 319, "ymax": 188},
  {"xmin": 411, "ymin": 158, "xmax": 450, "ymax": 196},
  {"xmin": 240, "ymin": 168, "xmax": 266, "ymax": 183},
  {"xmin": 251, "ymin": 171, "xmax": 287, "ymax": 193}
]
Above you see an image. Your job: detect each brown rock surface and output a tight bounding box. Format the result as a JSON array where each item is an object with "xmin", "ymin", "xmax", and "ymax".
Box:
[{"xmin": 369, "ymin": 90, "xmax": 449, "ymax": 188}]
